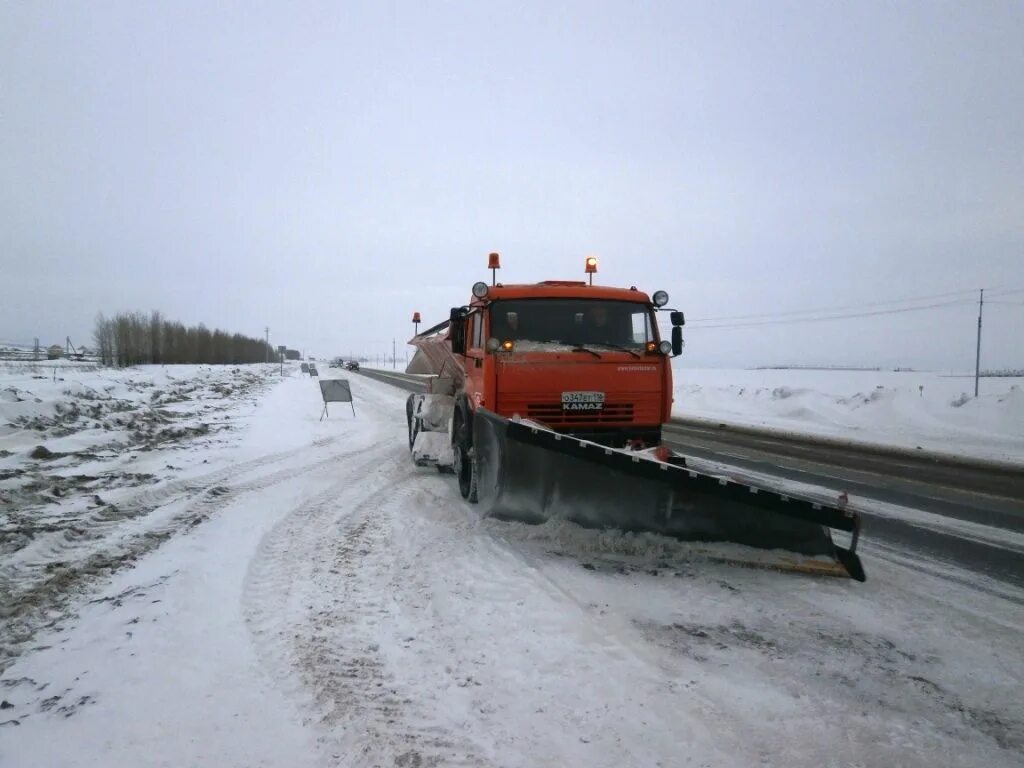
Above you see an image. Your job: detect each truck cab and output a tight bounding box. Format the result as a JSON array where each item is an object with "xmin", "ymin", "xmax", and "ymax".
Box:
[{"xmin": 450, "ymin": 279, "xmax": 681, "ymax": 448}]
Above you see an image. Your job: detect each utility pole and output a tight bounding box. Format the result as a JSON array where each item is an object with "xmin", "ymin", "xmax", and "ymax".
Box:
[
  {"xmin": 392, "ymin": 338, "xmax": 396, "ymax": 370},
  {"xmin": 974, "ymin": 289, "xmax": 984, "ymax": 398},
  {"xmin": 265, "ymin": 327, "xmax": 270, "ymax": 363}
]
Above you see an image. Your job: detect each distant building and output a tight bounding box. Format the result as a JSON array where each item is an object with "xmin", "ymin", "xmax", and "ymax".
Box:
[{"xmin": 285, "ymin": 349, "xmax": 300, "ymax": 360}]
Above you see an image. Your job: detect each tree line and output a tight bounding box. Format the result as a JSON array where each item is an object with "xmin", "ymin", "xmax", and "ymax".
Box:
[{"xmin": 94, "ymin": 311, "xmax": 274, "ymax": 367}]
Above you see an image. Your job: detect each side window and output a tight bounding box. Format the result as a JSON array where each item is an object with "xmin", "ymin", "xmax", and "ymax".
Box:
[{"xmin": 631, "ymin": 311, "xmax": 651, "ymax": 344}]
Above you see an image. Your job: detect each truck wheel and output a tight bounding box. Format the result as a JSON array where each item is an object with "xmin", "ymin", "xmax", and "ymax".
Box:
[
  {"xmin": 406, "ymin": 394, "xmax": 418, "ymax": 452},
  {"xmin": 408, "ymin": 417, "xmax": 419, "ymax": 452},
  {"xmin": 454, "ymin": 444, "xmax": 479, "ymax": 502},
  {"xmin": 452, "ymin": 409, "xmax": 478, "ymax": 502}
]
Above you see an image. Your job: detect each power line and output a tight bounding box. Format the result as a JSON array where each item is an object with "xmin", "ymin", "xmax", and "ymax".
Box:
[
  {"xmin": 687, "ymin": 288, "xmax": 978, "ymax": 324},
  {"xmin": 687, "ymin": 286, "xmax": 1024, "ymax": 326},
  {"xmin": 687, "ymin": 298, "xmax": 976, "ymax": 330},
  {"xmin": 986, "ymin": 288, "xmax": 1024, "ymax": 299}
]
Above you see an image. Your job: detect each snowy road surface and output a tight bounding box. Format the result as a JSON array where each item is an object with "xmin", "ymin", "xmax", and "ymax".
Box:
[{"xmin": 2, "ymin": 367, "xmax": 1022, "ymax": 767}]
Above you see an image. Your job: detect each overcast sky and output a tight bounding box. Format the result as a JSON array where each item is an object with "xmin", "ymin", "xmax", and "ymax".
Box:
[{"xmin": 2, "ymin": 1, "xmax": 1022, "ymax": 370}]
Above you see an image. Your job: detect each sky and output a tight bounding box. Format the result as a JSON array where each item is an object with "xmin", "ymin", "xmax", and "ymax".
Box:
[{"xmin": 2, "ymin": 1, "xmax": 1022, "ymax": 370}]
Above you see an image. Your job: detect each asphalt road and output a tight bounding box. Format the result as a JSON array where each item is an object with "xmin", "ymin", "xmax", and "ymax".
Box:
[
  {"xmin": 661, "ymin": 421, "xmax": 1024, "ymax": 593},
  {"xmin": 358, "ymin": 367, "xmax": 1024, "ymax": 592}
]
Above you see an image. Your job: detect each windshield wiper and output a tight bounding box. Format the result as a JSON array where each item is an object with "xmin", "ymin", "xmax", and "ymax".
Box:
[
  {"xmin": 596, "ymin": 343, "xmax": 642, "ymax": 359},
  {"xmin": 571, "ymin": 345, "xmax": 603, "ymax": 359}
]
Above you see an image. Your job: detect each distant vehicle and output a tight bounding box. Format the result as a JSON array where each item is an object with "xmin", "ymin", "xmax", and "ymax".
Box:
[
  {"xmin": 345, "ymin": 361, "xmax": 360, "ymax": 371},
  {"xmin": 300, "ymin": 363, "xmax": 309, "ymax": 373}
]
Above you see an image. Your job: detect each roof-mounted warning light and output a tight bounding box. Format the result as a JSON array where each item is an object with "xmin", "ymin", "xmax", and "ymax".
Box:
[
  {"xmin": 585, "ymin": 256, "xmax": 598, "ymax": 285},
  {"xmin": 488, "ymin": 252, "xmax": 501, "ymax": 285},
  {"xmin": 412, "ymin": 311, "xmax": 421, "ymax": 334}
]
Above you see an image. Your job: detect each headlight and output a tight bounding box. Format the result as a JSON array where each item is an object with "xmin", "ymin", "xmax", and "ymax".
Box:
[
  {"xmin": 472, "ymin": 281, "xmax": 489, "ymax": 299},
  {"xmin": 658, "ymin": 340, "xmax": 672, "ymax": 355},
  {"xmin": 652, "ymin": 290, "xmax": 669, "ymax": 307},
  {"xmin": 486, "ymin": 337, "xmax": 500, "ymax": 352}
]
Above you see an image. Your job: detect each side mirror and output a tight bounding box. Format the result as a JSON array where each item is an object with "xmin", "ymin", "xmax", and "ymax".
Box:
[
  {"xmin": 671, "ymin": 326, "xmax": 683, "ymax": 356},
  {"xmin": 449, "ymin": 308, "xmax": 466, "ymax": 355},
  {"xmin": 670, "ymin": 311, "xmax": 685, "ymax": 327}
]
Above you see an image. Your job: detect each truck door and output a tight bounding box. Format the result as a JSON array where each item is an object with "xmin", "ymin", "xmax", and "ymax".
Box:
[{"xmin": 465, "ymin": 310, "xmax": 486, "ymax": 410}]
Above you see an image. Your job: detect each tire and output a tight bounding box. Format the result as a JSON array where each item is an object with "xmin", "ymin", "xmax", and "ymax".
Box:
[
  {"xmin": 454, "ymin": 443, "xmax": 479, "ymax": 502},
  {"xmin": 408, "ymin": 417, "xmax": 419, "ymax": 452},
  {"xmin": 406, "ymin": 394, "xmax": 418, "ymax": 452},
  {"xmin": 452, "ymin": 409, "xmax": 478, "ymax": 502}
]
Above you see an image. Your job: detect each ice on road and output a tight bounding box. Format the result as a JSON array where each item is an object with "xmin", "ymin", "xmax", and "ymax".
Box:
[{"xmin": 1, "ymin": 366, "xmax": 1021, "ymax": 767}]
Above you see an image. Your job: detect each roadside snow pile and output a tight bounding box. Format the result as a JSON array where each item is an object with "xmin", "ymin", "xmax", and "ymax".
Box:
[
  {"xmin": 0, "ymin": 362, "xmax": 268, "ymax": 479},
  {"xmin": 672, "ymin": 367, "xmax": 1024, "ymax": 463},
  {"xmin": 0, "ymin": 361, "xmax": 280, "ymax": 670}
]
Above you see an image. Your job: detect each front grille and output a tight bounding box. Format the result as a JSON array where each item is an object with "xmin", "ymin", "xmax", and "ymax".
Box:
[{"xmin": 526, "ymin": 402, "xmax": 634, "ymax": 425}]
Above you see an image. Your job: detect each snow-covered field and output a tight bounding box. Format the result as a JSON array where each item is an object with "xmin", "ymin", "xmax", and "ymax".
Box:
[
  {"xmin": 1, "ymin": 364, "xmax": 1022, "ymax": 767},
  {"xmin": 672, "ymin": 366, "xmax": 1024, "ymax": 464}
]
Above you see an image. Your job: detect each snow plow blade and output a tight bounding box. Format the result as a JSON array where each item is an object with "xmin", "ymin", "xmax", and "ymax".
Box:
[{"xmin": 472, "ymin": 408, "xmax": 865, "ymax": 582}]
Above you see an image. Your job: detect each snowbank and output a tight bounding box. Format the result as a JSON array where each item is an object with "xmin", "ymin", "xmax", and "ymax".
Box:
[{"xmin": 671, "ymin": 366, "xmax": 1024, "ymax": 464}]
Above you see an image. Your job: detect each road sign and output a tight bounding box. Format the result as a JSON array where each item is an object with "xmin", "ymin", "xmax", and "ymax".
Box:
[{"xmin": 319, "ymin": 378, "xmax": 355, "ymax": 419}]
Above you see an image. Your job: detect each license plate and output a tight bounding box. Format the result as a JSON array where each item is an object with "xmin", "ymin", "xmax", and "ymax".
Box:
[{"xmin": 561, "ymin": 391, "xmax": 605, "ymax": 411}]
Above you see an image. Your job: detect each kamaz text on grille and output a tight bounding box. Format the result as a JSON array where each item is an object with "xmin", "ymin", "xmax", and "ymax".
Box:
[{"xmin": 561, "ymin": 391, "xmax": 605, "ymax": 412}]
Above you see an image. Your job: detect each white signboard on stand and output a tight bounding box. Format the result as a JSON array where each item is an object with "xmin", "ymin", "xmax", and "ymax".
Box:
[{"xmin": 319, "ymin": 379, "xmax": 355, "ymax": 420}]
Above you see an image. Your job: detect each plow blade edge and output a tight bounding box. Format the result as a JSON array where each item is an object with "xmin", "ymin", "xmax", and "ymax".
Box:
[{"xmin": 472, "ymin": 408, "xmax": 864, "ymax": 582}]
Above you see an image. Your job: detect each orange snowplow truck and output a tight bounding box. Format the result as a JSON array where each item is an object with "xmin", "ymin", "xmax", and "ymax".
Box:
[
  {"xmin": 406, "ymin": 253, "xmax": 865, "ymax": 581},
  {"xmin": 430, "ymin": 260, "xmax": 682, "ymax": 449}
]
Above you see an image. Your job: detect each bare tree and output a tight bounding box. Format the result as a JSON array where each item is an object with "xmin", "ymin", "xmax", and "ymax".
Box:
[{"xmin": 94, "ymin": 310, "xmax": 274, "ymax": 367}]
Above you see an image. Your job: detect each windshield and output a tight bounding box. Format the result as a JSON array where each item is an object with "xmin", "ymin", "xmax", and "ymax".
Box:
[{"xmin": 488, "ymin": 299, "xmax": 656, "ymax": 349}]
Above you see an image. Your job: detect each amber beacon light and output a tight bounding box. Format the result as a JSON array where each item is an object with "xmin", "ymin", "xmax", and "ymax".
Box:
[
  {"xmin": 584, "ymin": 256, "xmax": 598, "ymax": 285},
  {"xmin": 488, "ymin": 252, "xmax": 501, "ymax": 285}
]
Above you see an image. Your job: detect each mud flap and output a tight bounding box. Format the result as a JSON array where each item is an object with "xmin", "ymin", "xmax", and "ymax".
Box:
[{"xmin": 472, "ymin": 408, "xmax": 865, "ymax": 582}]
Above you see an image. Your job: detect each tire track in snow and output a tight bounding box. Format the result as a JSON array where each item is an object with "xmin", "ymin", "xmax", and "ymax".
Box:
[
  {"xmin": 365, "ymin": 478, "xmax": 749, "ymax": 767},
  {"xmin": 243, "ymin": 449, "xmax": 494, "ymax": 768},
  {"xmin": 0, "ymin": 433, "xmax": 384, "ymax": 674},
  {"xmin": 1, "ymin": 433, "xmax": 349, "ymax": 582}
]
